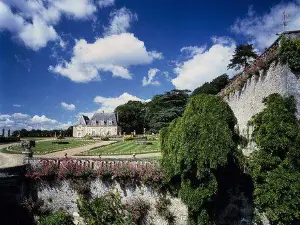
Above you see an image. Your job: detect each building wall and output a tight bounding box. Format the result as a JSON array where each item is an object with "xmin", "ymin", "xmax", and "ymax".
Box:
[
  {"xmin": 224, "ymin": 62, "xmax": 300, "ymax": 137},
  {"xmin": 73, "ymin": 125, "xmax": 119, "ymax": 137}
]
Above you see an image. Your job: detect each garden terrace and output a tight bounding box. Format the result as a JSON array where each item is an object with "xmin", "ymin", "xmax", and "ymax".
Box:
[
  {"xmin": 2, "ymin": 139, "xmax": 98, "ymax": 155},
  {"xmin": 76, "ymin": 140, "xmax": 160, "ymax": 156}
]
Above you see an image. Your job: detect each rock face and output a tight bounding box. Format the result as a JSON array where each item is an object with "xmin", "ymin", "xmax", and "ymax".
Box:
[
  {"xmin": 37, "ymin": 179, "xmax": 188, "ymax": 225},
  {"xmin": 224, "ymin": 62, "xmax": 300, "ymax": 137}
]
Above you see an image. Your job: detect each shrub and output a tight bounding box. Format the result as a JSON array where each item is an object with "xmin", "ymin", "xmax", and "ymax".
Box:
[
  {"xmin": 249, "ymin": 93, "xmax": 300, "ymax": 225},
  {"xmin": 57, "ymin": 136, "xmax": 65, "ymax": 140},
  {"xmin": 124, "ymin": 135, "xmax": 134, "ymax": 141},
  {"xmin": 77, "ymin": 192, "xmax": 127, "ymax": 225},
  {"xmin": 125, "ymin": 198, "xmax": 150, "ymax": 225},
  {"xmin": 155, "ymin": 197, "xmax": 175, "ymax": 224},
  {"xmin": 38, "ymin": 211, "xmax": 74, "ymax": 225},
  {"xmin": 86, "ymin": 135, "xmax": 93, "ymax": 140},
  {"xmin": 101, "ymin": 136, "xmax": 109, "ymax": 141},
  {"xmin": 146, "ymin": 135, "xmax": 155, "ymax": 141},
  {"xmin": 72, "ymin": 179, "xmax": 91, "ymax": 197},
  {"xmin": 279, "ymin": 36, "xmax": 300, "ymax": 73},
  {"xmin": 160, "ymin": 94, "xmax": 245, "ymax": 225}
]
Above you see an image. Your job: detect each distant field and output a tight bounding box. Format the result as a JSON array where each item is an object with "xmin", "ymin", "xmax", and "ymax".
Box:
[
  {"xmin": 77, "ymin": 140, "xmax": 160, "ymax": 156},
  {"xmin": 4, "ymin": 139, "xmax": 98, "ymax": 155}
]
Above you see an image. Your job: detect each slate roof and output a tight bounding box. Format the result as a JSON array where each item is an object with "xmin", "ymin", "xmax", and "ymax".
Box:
[{"xmin": 75, "ymin": 112, "xmax": 118, "ymax": 126}]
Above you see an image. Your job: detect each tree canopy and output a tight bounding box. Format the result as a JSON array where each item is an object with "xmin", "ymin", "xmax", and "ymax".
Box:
[
  {"xmin": 146, "ymin": 89, "xmax": 190, "ymax": 133},
  {"xmin": 115, "ymin": 100, "xmax": 146, "ymax": 134},
  {"xmin": 192, "ymin": 74, "xmax": 229, "ymax": 96},
  {"xmin": 160, "ymin": 94, "xmax": 251, "ymax": 225},
  {"xmin": 227, "ymin": 44, "xmax": 258, "ymax": 71},
  {"xmin": 249, "ymin": 93, "xmax": 300, "ymax": 225}
]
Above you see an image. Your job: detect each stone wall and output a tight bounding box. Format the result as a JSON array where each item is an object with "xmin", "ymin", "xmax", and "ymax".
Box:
[
  {"xmin": 37, "ymin": 179, "xmax": 188, "ymax": 225},
  {"xmin": 224, "ymin": 62, "xmax": 300, "ymax": 137}
]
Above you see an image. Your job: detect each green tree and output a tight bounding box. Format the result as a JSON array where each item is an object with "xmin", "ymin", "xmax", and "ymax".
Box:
[
  {"xmin": 38, "ymin": 211, "xmax": 74, "ymax": 225},
  {"xmin": 249, "ymin": 93, "xmax": 300, "ymax": 225},
  {"xmin": 146, "ymin": 89, "xmax": 190, "ymax": 133},
  {"xmin": 160, "ymin": 94, "xmax": 250, "ymax": 225},
  {"xmin": 228, "ymin": 44, "xmax": 258, "ymax": 71},
  {"xmin": 192, "ymin": 74, "xmax": 229, "ymax": 96},
  {"xmin": 115, "ymin": 100, "xmax": 146, "ymax": 134}
]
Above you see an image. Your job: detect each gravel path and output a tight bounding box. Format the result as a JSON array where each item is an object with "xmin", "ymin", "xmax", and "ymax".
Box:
[
  {"xmin": 0, "ymin": 152, "xmax": 23, "ymax": 168},
  {"xmin": 40, "ymin": 141, "xmax": 116, "ymax": 157}
]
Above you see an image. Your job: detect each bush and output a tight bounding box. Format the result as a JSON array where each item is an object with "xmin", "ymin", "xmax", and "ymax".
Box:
[
  {"xmin": 125, "ymin": 198, "xmax": 150, "ymax": 225},
  {"xmin": 86, "ymin": 135, "xmax": 93, "ymax": 140},
  {"xmin": 249, "ymin": 93, "xmax": 300, "ymax": 225},
  {"xmin": 155, "ymin": 197, "xmax": 175, "ymax": 224},
  {"xmin": 146, "ymin": 135, "xmax": 155, "ymax": 141},
  {"xmin": 77, "ymin": 192, "xmax": 128, "ymax": 225},
  {"xmin": 101, "ymin": 136, "xmax": 109, "ymax": 141},
  {"xmin": 160, "ymin": 94, "xmax": 245, "ymax": 225},
  {"xmin": 38, "ymin": 211, "xmax": 74, "ymax": 225},
  {"xmin": 279, "ymin": 36, "xmax": 300, "ymax": 73},
  {"xmin": 124, "ymin": 135, "xmax": 133, "ymax": 141}
]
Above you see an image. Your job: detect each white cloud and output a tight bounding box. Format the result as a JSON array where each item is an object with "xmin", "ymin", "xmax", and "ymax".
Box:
[
  {"xmin": 94, "ymin": 92, "xmax": 149, "ymax": 112},
  {"xmin": 104, "ymin": 7, "xmax": 137, "ymax": 36},
  {"xmin": 0, "ymin": 0, "xmax": 110, "ymax": 50},
  {"xmin": 49, "ymin": 33, "xmax": 163, "ymax": 82},
  {"xmin": 18, "ymin": 16, "xmax": 58, "ymax": 51},
  {"xmin": 13, "ymin": 104, "xmax": 21, "ymax": 107},
  {"xmin": 61, "ymin": 102, "xmax": 76, "ymax": 111},
  {"xmin": 172, "ymin": 37, "xmax": 236, "ymax": 91},
  {"xmin": 231, "ymin": 1, "xmax": 300, "ymax": 50},
  {"xmin": 98, "ymin": 0, "xmax": 115, "ymax": 8},
  {"xmin": 52, "ymin": 0, "xmax": 96, "ymax": 19},
  {"xmin": 149, "ymin": 51, "xmax": 164, "ymax": 60},
  {"xmin": 142, "ymin": 68, "xmax": 160, "ymax": 86},
  {"xmin": 180, "ymin": 46, "xmax": 206, "ymax": 58},
  {"xmin": 0, "ymin": 113, "xmax": 70, "ymax": 131}
]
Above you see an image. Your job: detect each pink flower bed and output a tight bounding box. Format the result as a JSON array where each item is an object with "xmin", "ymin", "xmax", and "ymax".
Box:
[{"xmin": 26, "ymin": 159, "xmax": 165, "ymax": 187}]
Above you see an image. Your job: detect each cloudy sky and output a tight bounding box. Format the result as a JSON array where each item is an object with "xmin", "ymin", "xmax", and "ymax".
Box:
[{"xmin": 1, "ymin": 0, "xmax": 300, "ymax": 131}]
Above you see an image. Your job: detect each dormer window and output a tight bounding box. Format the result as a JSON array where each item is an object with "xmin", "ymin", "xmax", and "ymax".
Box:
[{"xmin": 108, "ymin": 120, "xmax": 112, "ymax": 125}]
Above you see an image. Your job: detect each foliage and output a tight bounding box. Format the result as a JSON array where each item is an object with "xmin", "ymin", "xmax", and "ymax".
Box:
[
  {"xmin": 160, "ymin": 94, "xmax": 247, "ymax": 225},
  {"xmin": 22, "ymin": 196, "xmax": 45, "ymax": 215},
  {"xmin": 77, "ymin": 192, "xmax": 134, "ymax": 225},
  {"xmin": 227, "ymin": 44, "xmax": 258, "ymax": 70},
  {"xmin": 146, "ymin": 89, "xmax": 190, "ymax": 133},
  {"xmin": 249, "ymin": 93, "xmax": 300, "ymax": 225},
  {"xmin": 115, "ymin": 101, "xmax": 146, "ymax": 134},
  {"xmin": 125, "ymin": 198, "xmax": 150, "ymax": 225},
  {"xmin": 146, "ymin": 135, "xmax": 155, "ymax": 141},
  {"xmin": 26, "ymin": 160, "xmax": 164, "ymax": 189},
  {"xmin": 192, "ymin": 74, "xmax": 229, "ymax": 96},
  {"xmin": 101, "ymin": 136, "xmax": 110, "ymax": 141},
  {"xmin": 12, "ymin": 127, "xmax": 73, "ymax": 137},
  {"xmin": 279, "ymin": 35, "xmax": 300, "ymax": 73},
  {"xmin": 86, "ymin": 135, "xmax": 93, "ymax": 140},
  {"xmin": 38, "ymin": 211, "xmax": 74, "ymax": 225},
  {"xmin": 72, "ymin": 179, "xmax": 91, "ymax": 197},
  {"xmin": 155, "ymin": 197, "xmax": 175, "ymax": 224},
  {"xmin": 0, "ymin": 136, "xmax": 20, "ymax": 143},
  {"xmin": 124, "ymin": 135, "xmax": 134, "ymax": 141}
]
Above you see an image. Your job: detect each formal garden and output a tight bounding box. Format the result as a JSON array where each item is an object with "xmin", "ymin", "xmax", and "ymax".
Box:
[
  {"xmin": 77, "ymin": 139, "xmax": 160, "ymax": 156},
  {"xmin": 1, "ymin": 139, "xmax": 98, "ymax": 155}
]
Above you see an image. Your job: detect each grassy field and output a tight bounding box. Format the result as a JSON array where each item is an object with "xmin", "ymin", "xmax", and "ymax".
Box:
[
  {"xmin": 77, "ymin": 140, "xmax": 160, "ymax": 156},
  {"xmin": 3, "ymin": 139, "xmax": 98, "ymax": 155}
]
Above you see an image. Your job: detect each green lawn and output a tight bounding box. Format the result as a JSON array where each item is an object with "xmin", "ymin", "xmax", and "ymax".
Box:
[
  {"xmin": 4, "ymin": 139, "xmax": 98, "ymax": 155},
  {"xmin": 77, "ymin": 140, "xmax": 160, "ymax": 156}
]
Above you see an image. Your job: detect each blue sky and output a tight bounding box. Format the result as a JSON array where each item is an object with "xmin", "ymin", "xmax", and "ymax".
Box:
[{"xmin": 1, "ymin": 0, "xmax": 300, "ymax": 131}]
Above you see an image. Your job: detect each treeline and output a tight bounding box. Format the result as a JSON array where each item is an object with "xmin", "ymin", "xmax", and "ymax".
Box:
[
  {"xmin": 12, "ymin": 126, "xmax": 73, "ymax": 137},
  {"xmin": 116, "ymin": 75, "xmax": 230, "ymax": 134}
]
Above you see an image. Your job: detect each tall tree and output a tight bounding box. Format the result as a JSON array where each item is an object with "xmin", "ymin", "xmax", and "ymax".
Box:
[
  {"xmin": 227, "ymin": 44, "xmax": 258, "ymax": 71},
  {"xmin": 160, "ymin": 94, "xmax": 251, "ymax": 225},
  {"xmin": 192, "ymin": 74, "xmax": 229, "ymax": 96},
  {"xmin": 249, "ymin": 93, "xmax": 300, "ymax": 225},
  {"xmin": 146, "ymin": 89, "xmax": 190, "ymax": 133},
  {"xmin": 115, "ymin": 101, "xmax": 146, "ymax": 134}
]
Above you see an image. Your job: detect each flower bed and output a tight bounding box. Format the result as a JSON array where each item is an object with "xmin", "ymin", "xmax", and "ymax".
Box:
[{"xmin": 26, "ymin": 159, "xmax": 165, "ymax": 188}]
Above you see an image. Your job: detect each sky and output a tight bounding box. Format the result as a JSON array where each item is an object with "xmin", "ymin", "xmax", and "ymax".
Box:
[{"xmin": 1, "ymin": 0, "xmax": 300, "ymax": 131}]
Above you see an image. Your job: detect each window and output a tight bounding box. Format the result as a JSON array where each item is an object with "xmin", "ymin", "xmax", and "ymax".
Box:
[{"xmin": 108, "ymin": 120, "xmax": 112, "ymax": 125}]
